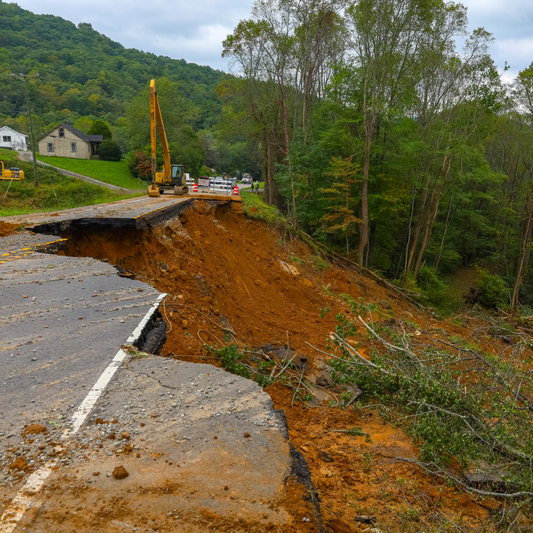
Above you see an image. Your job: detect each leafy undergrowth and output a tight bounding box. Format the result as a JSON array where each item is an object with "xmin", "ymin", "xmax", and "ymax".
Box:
[
  {"xmin": 0, "ymin": 155, "xmax": 138, "ymax": 216},
  {"xmin": 37, "ymin": 154, "xmax": 146, "ymax": 190}
]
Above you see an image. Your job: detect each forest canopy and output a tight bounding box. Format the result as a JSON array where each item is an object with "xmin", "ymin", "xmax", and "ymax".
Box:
[{"xmin": 219, "ymin": 0, "xmax": 533, "ymax": 312}]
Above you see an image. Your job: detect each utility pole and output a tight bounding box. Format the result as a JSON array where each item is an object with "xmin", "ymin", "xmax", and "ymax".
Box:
[{"xmin": 10, "ymin": 73, "xmax": 40, "ymax": 186}]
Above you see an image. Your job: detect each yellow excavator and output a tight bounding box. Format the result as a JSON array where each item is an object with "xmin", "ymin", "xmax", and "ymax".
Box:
[
  {"xmin": 0, "ymin": 161, "xmax": 24, "ymax": 181},
  {"xmin": 147, "ymin": 79, "xmax": 188, "ymax": 197}
]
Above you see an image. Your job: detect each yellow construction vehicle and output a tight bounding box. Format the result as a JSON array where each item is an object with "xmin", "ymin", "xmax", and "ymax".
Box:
[
  {"xmin": 147, "ymin": 79, "xmax": 188, "ymax": 197},
  {"xmin": 0, "ymin": 161, "xmax": 24, "ymax": 181}
]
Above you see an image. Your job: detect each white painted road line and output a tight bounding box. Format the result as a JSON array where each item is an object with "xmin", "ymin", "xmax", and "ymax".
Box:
[{"xmin": 0, "ymin": 293, "xmax": 167, "ymax": 533}]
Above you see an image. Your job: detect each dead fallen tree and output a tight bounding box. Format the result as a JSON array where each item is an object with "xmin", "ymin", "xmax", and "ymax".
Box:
[{"xmin": 290, "ymin": 225, "xmax": 429, "ymax": 311}]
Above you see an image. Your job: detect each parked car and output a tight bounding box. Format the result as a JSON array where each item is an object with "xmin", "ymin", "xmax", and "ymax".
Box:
[{"xmin": 241, "ymin": 176, "xmax": 252, "ymax": 184}]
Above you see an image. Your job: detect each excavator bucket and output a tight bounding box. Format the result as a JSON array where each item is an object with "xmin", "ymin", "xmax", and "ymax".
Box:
[{"xmin": 147, "ymin": 183, "xmax": 160, "ymax": 198}]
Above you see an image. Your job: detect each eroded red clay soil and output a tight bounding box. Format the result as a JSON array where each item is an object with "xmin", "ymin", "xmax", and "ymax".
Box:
[
  {"xmin": 0, "ymin": 221, "xmax": 21, "ymax": 237},
  {"xmin": 59, "ymin": 200, "xmax": 518, "ymax": 531}
]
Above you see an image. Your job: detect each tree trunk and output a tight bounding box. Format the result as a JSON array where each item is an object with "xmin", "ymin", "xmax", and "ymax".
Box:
[
  {"xmin": 512, "ymin": 193, "xmax": 533, "ymax": 311},
  {"xmin": 406, "ymin": 173, "xmax": 431, "ymax": 273},
  {"xmin": 414, "ymin": 191, "xmax": 441, "ymax": 277},
  {"xmin": 266, "ymin": 136, "xmax": 274, "ymax": 205},
  {"xmin": 404, "ymin": 184, "xmax": 417, "ymax": 274},
  {"xmin": 407, "ymin": 152, "xmax": 446, "ymax": 274},
  {"xmin": 434, "ymin": 194, "xmax": 454, "ymax": 271},
  {"xmin": 413, "ymin": 155, "xmax": 451, "ymax": 276},
  {"xmin": 357, "ymin": 112, "xmax": 374, "ymax": 264}
]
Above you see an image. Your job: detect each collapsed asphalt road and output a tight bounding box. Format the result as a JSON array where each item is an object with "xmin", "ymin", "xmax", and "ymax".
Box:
[
  {"xmin": 8, "ymin": 358, "xmax": 313, "ymax": 532},
  {"xmin": 0, "ymin": 197, "xmax": 322, "ymax": 533}
]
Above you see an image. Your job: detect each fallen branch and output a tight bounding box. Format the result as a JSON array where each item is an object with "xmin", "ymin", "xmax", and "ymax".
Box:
[
  {"xmin": 391, "ymin": 456, "xmax": 533, "ymax": 499},
  {"xmin": 358, "ymin": 316, "xmax": 424, "ymax": 368},
  {"xmin": 410, "ymin": 400, "xmax": 533, "ymax": 463},
  {"xmin": 306, "ymin": 340, "xmax": 391, "ymax": 376}
]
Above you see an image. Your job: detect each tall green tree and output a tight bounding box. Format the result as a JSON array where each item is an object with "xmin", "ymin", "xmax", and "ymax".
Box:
[{"xmin": 88, "ymin": 119, "xmax": 112, "ymax": 139}]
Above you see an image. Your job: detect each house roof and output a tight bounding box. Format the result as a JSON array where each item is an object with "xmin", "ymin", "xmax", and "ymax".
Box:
[
  {"xmin": 38, "ymin": 123, "xmax": 103, "ymax": 143},
  {"xmin": 0, "ymin": 125, "xmax": 28, "ymax": 137}
]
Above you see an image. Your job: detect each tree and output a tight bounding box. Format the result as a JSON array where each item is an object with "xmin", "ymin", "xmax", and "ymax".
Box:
[
  {"xmin": 320, "ymin": 156, "xmax": 362, "ymax": 255},
  {"xmin": 74, "ymin": 117, "xmax": 93, "ymax": 133},
  {"xmin": 88, "ymin": 119, "xmax": 112, "ymax": 140},
  {"xmin": 508, "ymin": 66, "xmax": 533, "ymax": 310},
  {"xmin": 98, "ymin": 139, "xmax": 121, "ymax": 161},
  {"xmin": 126, "ymin": 150, "xmax": 151, "ymax": 180},
  {"xmin": 347, "ymin": 0, "xmax": 470, "ymax": 265}
]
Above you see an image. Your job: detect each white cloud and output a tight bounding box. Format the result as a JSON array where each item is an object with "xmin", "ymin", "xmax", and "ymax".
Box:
[
  {"xmin": 10, "ymin": 0, "xmax": 251, "ymax": 70},
  {"xmin": 461, "ymin": 0, "xmax": 533, "ymax": 72},
  {"xmin": 496, "ymin": 38, "xmax": 533, "ymax": 75},
  {"xmin": 9, "ymin": 0, "xmax": 533, "ymax": 75}
]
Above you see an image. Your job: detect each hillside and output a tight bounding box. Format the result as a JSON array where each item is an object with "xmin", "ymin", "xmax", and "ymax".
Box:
[
  {"xmin": 0, "ymin": 1, "xmax": 225, "ymax": 148},
  {"xmin": 52, "ymin": 198, "xmax": 533, "ymax": 532},
  {"xmin": 0, "ymin": 1, "xmax": 259, "ymax": 177}
]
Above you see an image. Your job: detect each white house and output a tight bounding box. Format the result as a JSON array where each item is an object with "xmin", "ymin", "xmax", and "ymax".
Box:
[{"xmin": 0, "ymin": 126, "xmax": 28, "ymax": 151}]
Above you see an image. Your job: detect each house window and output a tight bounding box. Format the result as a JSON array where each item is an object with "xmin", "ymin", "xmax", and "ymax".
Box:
[
  {"xmin": 3, "ymin": 136, "xmax": 11, "ymax": 142},
  {"xmin": 59, "ymin": 128, "xmax": 64, "ymax": 138},
  {"xmin": 71, "ymin": 142, "xmax": 77, "ymax": 152},
  {"xmin": 47, "ymin": 143, "xmax": 54, "ymax": 152}
]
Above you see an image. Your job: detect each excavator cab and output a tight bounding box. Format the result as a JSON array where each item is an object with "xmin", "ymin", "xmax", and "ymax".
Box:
[{"xmin": 171, "ymin": 164, "xmax": 184, "ymax": 186}]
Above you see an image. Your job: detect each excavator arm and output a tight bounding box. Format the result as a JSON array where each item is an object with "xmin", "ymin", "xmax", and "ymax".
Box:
[
  {"xmin": 147, "ymin": 79, "xmax": 188, "ymax": 197},
  {"xmin": 150, "ymin": 79, "xmax": 171, "ymax": 181}
]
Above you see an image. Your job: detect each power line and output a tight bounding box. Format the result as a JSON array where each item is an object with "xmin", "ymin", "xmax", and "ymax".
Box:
[{"xmin": 9, "ymin": 73, "xmax": 40, "ymax": 186}]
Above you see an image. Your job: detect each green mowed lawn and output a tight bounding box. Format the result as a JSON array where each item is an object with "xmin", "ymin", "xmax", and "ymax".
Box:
[
  {"xmin": 0, "ymin": 148, "xmax": 19, "ymax": 159},
  {"xmin": 37, "ymin": 155, "xmax": 147, "ymax": 190}
]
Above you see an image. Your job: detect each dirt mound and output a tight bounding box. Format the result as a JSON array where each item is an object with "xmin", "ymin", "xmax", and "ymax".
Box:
[
  {"xmin": 58, "ymin": 200, "xmax": 501, "ymax": 531},
  {"xmin": 23, "ymin": 423, "xmax": 48, "ymax": 435},
  {"xmin": 0, "ymin": 221, "xmax": 21, "ymax": 237}
]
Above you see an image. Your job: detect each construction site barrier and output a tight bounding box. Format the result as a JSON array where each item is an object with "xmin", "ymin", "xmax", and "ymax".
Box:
[
  {"xmin": 192, "ymin": 179, "xmax": 237, "ymax": 195},
  {"xmin": 183, "ymin": 177, "xmax": 239, "ymax": 195}
]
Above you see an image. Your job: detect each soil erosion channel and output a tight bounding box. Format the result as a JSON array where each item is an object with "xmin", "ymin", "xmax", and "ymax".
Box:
[{"xmin": 53, "ymin": 200, "xmax": 495, "ymax": 532}]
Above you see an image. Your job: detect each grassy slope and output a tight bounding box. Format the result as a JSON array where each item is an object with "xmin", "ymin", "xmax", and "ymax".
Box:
[
  {"xmin": 240, "ymin": 190, "xmax": 281, "ymax": 225},
  {"xmin": 0, "ymin": 148, "xmax": 17, "ymax": 158},
  {"xmin": 37, "ymin": 155, "xmax": 147, "ymax": 190},
  {"xmin": 0, "ymin": 153, "xmax": 139, "ymax": 216}
]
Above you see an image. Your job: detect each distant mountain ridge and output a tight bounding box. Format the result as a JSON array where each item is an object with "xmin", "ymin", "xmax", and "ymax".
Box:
[{"xmin": 0, "ymin": 0, "xmax": 225, "ymax": 130}]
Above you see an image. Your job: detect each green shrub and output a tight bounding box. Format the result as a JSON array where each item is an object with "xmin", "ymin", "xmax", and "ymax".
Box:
[
  {"xmin": 312, "ymin": 255, "xmax": 331, "ymax": 271},
  {"xmin": 214, "ymin": 345, "xmax": 250, "ymax": 379},
  {"xmin": 126, "ymin": 150, "xmax": 151, "ymax": 180},
  {"xmin": 476, "ymin": 268, "xmax": 509, "ymax": 309},
  {"xmin": 417, "ymin": 265, "xmax": 447, "ymax": 304},
  {"xmin": 98, "ymin": 139, "xmax": 122, "ymax": 161}
]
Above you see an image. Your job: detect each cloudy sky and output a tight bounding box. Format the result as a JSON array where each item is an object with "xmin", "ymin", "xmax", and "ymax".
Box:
[{"xmin": 9, "ymin": 0, "xmax": 533, "ymax": 78}]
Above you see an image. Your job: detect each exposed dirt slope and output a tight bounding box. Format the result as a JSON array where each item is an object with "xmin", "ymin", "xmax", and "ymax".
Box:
[
  {"xmin": 60, "ymin": 200, "xmax": 501, "ymax": 532},
  {"xmin": 0, "ymin": 221, "xmax": 21, "ymax": 237}
]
